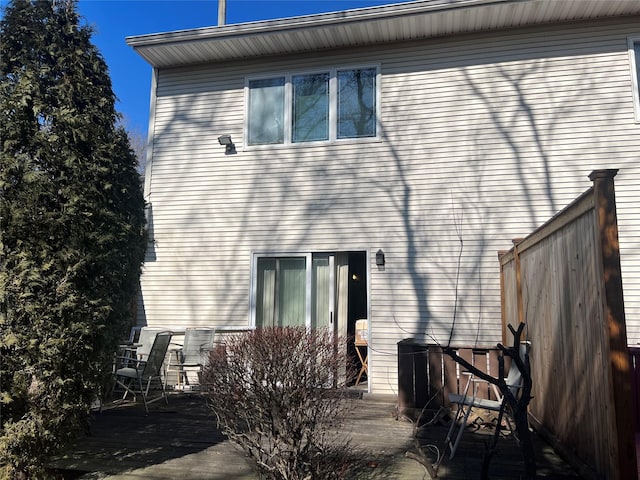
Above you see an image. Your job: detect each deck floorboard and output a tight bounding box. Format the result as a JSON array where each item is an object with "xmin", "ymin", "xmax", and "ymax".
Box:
[{"xmin": 52, "ymin": 393, "xmax": 581, "ymax": 479}]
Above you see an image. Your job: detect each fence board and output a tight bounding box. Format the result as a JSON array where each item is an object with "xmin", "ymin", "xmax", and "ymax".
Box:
[
  {"xmin": 630, "ymin": 348, "xmax": 640, "ymax": 433},
  {"xmin": 427, "ymin": 346, "xmax": 444, "ymax": 407},
  {"xmin": 443, "ymin": 351, "xmax": 459, "ymax": 407},
  {"xmin": 397, "ymin": 345, "xmax": 504, "ymax": 411}
]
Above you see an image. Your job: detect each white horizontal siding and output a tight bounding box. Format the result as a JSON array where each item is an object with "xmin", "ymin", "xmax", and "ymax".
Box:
[{"xmin": 140, "ymin": 16, "xmax": 640, "ymax": 394}]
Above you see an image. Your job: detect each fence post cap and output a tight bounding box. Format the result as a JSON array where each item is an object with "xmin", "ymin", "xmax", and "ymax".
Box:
[{"xmin": 588, "ymin": 169, "xmax": 618, "ymax": 181}]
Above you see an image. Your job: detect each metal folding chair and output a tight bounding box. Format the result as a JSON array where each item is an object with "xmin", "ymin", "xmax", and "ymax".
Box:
[
  {"xmin": 113, "ymin": 331, "xmax": 173, "ymax": 414},
  {"xmin": 445, "ymin": 341, "xmax": 531, "ymax": 459}
]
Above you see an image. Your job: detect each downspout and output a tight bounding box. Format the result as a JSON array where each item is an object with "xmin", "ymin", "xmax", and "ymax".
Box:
[{"xmin": 142, "ymin": 67, "xmax": 157, "ymax": 203}]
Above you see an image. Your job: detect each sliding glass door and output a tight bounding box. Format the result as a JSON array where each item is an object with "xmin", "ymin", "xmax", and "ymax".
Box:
[{"xmin": 252, "ymin": 253, "xmax": 336, "ymax": 330}]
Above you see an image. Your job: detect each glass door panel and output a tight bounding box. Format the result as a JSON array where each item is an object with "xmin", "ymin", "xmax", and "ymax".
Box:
[
  {"xmin": 312, "ymin": 255, "xmax": 334, "ymax": 330},
  {"xmin": 278, "ymin": 258, "xmax": 306, "ymax": 327},
  {"xmin": 256, "ymin": 258, "xmax": 276, "ymax": 327},
  {"xmin": 255, "ymin": 256, "xmax": 308, "ymax": 327}
]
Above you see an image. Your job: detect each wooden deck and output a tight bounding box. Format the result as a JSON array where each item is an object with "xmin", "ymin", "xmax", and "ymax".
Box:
[
  {"xmin": 51, "ymin": 392, "xmax": 581, "ymax": 479},
  {"xmin": 411, "ymin": 411, "xmax": 582, "ymax": 480}
]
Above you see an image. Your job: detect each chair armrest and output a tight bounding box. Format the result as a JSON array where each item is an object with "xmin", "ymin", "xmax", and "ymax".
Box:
[
  {"xmin": 181, "ymin": 361, "xmax": 205, "ymax": 368},
  {"xmin": 448, "ymin": 392, "xmax": 503, "ymax": 411},
  {"xmin": 118, "ymin": 344, "xmax": 141, "ymax": 353},
  {"xmin": 471, "ymin": 378, "xmax": 522, "ymax": 400},
  {"xmin": 114, "ymin": 356, "xmax": 146, "ymax": 368},
  {"xmin": 466, "ymin": 376, "xmax": 506, "ymax": 400}
]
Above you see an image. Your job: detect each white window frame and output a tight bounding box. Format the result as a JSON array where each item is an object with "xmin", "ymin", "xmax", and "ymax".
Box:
[
  {"xmin": 244, "ymin": 64, "xmax": 381, "ymax": 148},
  {"xmin": 628, "ymin": 36, "xmax": 640, "ymax": 123},
  {"xmin": 246, "ymin": 76, "xmax": 287, "ymax": 146}
]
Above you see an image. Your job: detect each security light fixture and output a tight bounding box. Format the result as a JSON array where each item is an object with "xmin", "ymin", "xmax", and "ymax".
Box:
[
  {"xmin": 217, "ymin": 134, "xmax": 236, "ymax": 155},
  {"xmin": 376, "ymin": 249, "xmax": 385, "ymax": 267}
]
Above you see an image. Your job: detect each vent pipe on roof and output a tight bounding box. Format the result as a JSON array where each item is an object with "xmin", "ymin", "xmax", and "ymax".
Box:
[{"xmin": 218, "ymin": 0, "xmax": 226, "ymax": 26}]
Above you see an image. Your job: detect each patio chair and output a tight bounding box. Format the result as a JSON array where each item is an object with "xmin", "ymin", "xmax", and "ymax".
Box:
[
  {"xmin": 167, "ymin": 327, "xmax": 216, "ymax": 389},
  {"xmin": 113, "ymin": 330, "xmax": 173, "ymax": 414},
  {"xmin": 120, "ymin": 325, "xmax": 142, "ymax": 346},
  {"xmin": 445, "ymin": 341, "xmax": 531, "ymax": 459},
  {"xmin": 113, "ymin": 326, "xmax": 143, "ymax": 372},
  {"xmin": 137, "ymin": 326, "xmax": 170, "ymax": 360}
]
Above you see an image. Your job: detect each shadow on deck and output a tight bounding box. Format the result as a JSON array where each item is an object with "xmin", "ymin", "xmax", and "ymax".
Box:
[
  {"xmin": 409, "ymin": 409, "xmax": 582, "ymax": 480},
  {"xmin": 51, "ymin": 392, "xmax": 426, "ymax": 479},
  {"xmin": 51, "ymin": 393, "xmax": 581, "ymax": 480}
]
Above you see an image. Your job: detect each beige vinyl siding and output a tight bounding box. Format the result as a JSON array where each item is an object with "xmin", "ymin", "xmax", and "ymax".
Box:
[{"xmin": 141, "ymin": 17, "xmax": 640, "ymax": 394}]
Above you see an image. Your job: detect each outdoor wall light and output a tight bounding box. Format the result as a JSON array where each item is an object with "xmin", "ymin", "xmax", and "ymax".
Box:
[
  {"xmin": 217, "ymin": 134, "xmax": 236, "ymax": 155},
  {"xmin": 376, "ymin": 249, "xmax": 385, "ymax": 267}
]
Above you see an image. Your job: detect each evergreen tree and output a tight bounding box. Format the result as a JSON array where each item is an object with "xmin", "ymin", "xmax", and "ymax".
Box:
[{"xmin": 0, "ymin": 1, "xmax": 146, "ymax": 477}]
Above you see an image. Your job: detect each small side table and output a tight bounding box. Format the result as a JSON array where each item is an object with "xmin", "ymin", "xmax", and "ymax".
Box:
[{"xmin": 354, "ymin": 319, "xmax": 368, "ymax": 386}]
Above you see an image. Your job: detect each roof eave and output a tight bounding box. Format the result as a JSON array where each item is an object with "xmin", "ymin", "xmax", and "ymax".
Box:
[{"xmin": 126, "ymin": 0, "xmax": 640, "ymax": 68}]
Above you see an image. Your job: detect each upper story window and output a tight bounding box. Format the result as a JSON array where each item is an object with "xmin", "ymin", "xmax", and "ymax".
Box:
[
  {"xmin": 246, "ymin": 66, "xmax": 379, "ymax": 146},
  {"xmin": 248, "ymin": 77, "xmax": 285, "ymax": 144},
  {"xmin": 628, "ymin": 37, "xmax": 640, "ymax": 122}
]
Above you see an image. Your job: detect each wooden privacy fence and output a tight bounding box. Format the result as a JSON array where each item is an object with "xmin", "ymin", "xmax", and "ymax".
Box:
[
  {"xmin": 499, "ymin": 170, "xmax": 636, "ymax": 480},
  {"xmin": 397, "ymin": 341, "xmax": 513, "ymax": 411},
  {"xmin": 629, "ymin": 347, "xmax": 640, "ymax": 433}
]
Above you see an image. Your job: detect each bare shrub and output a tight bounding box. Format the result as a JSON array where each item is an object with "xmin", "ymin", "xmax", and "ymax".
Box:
[{"xmin": 201, "ymin": 327, "xmax": 362, "ymax": 480}]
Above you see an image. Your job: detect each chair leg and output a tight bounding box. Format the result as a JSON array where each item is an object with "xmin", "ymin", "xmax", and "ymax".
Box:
[
  {"xmin": 166, "ymin": 352, "xmax": 182, "ymax": 389},
  {"xmin": 150, "ymin": 374, "xmax": 169, "ymax": 404},
  {"xmin": 117, "ymin": 377, "xmax": 136, "ymax": 402},
  {"xmin": 481, "ymin": 404, "xmax": 507, "ymax": 479},
  {"xmin": 449, "ymin": 403, "xmax": 473, "ymax": 459},
  {"xmin": 489, "ymin": 403, "xmax": 506, "ymax": 449},
  {"xmin": 139, "ymin": 377, "xmax": 149, "ymax": 414},
  {"xmin": 355, "ymin": 345, "xmax": 368, "ymax": 386},
  {"xmin": 136, "ymin": 376, "xmax": 170, "ymax": 413},
  {"xmin": 107, "ymin": 376, "xmax": 117, "ymax": 400},
  {"xmin": 434, "ymin": 406, "xmax": 464, "ymax": 475},
  {"xmin": 442, "ymin": 374, "xmax": 475, "ymax": 461},
  {"xmin": 179, "ymin": 365, "xmax": 186, "ymax": 387},
  {"xmin": 161, "ymin": 376, "xmax": 169, "ymax": 404}
]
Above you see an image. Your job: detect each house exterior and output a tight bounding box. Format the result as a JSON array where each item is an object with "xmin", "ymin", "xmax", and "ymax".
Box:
[{"xmin": 127, "ymin": 0, "xmax": 640, "ymax": 395}]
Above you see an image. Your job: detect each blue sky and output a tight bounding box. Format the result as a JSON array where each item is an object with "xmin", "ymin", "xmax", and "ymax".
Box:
[{"xmin": 71, "ymin": 0, "xmax": 410, "ymax": 136}]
